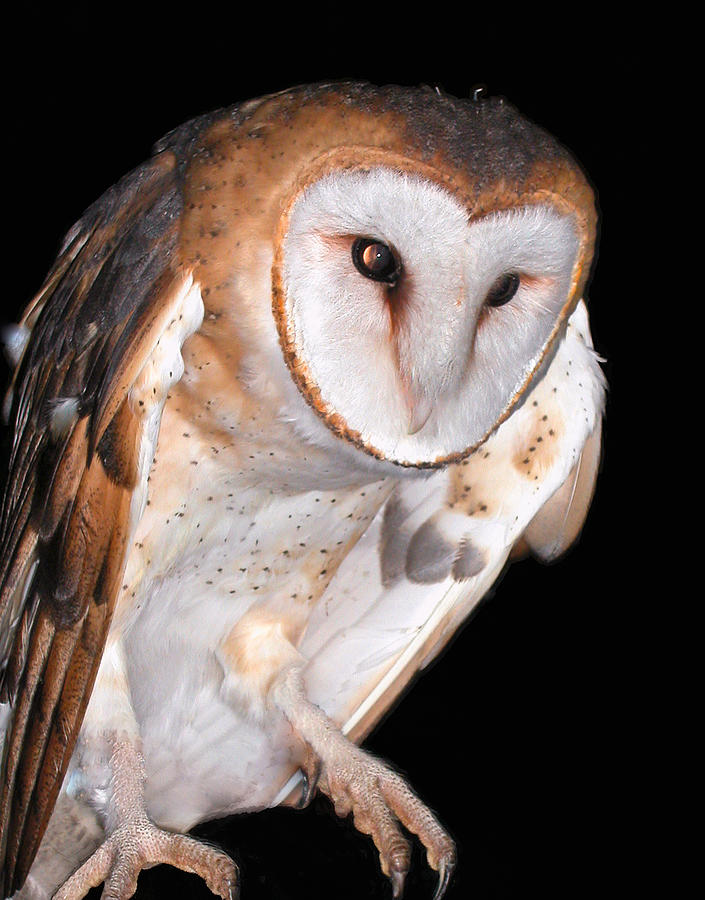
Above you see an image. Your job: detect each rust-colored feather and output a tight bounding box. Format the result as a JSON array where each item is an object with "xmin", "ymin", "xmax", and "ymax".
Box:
[
  {"xmin": 38, "ymin": 417, "xmax": 90, "ymax": 543},
  {"xmin": 0, "ymin": 608, "xmax": 56, "ymax": 865},
  {"xmin": 0, "ymin": 146, "xmax": 187, "ymax": 897},
  {"xmin": 3, "ymin": 618, "xmax": 76, "ymax": 884},
  {"xmin": 14, "ymin": 599, "xmax": 111, "ymax": 888}
]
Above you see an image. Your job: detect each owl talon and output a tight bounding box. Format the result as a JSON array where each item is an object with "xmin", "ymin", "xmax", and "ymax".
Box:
[
  {"xmin": 52, "ymin": 824, "xmax": 238, "ymax": 900},
  {"xmin": 390, "ymin": 867, "xmax": 406, "ymax": 898},
  {"xmin": 51, "ymin": 738, "xmax": 239, "ymax": 900},
  {"xmin": 432, "ymin": 854, "xmax": 455, "ymax": 900},
  {"xmin": 298, "ymin": 747, "xmax": 322, "ymax": 808},
  {"xmin": 273, "ymin": 667, "xmax": 454, "ymax": 897}
]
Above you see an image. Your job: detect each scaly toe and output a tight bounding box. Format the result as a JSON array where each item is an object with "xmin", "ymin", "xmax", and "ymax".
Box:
[
  {"xmin": 53, "ymin": 824, "xmax": 238, "ymax": 900},
  {"xmin": 321, "ymin": 747, "xmax": 453, "ymax": 896},
  {"xmin": 156, "ymin": 831, "xmax": 238, "ymax": 899}
]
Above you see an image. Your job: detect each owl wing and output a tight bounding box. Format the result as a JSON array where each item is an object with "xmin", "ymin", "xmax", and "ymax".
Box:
[
  {"xmin": 0, "ymin": 150, "xmax": 201, "ymax": 895},
  {"xmin": 275, "ymin": 302, "xmax": 605, "ymax": 804}
]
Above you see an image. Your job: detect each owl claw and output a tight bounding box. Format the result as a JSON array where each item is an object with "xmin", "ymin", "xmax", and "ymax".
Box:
[
  {"xmin": 298, "ymin": 770, "xmax": 318, "ymax": 808},
  {"xmin": 390, "ymin": 868, "xmax": 406, "ymax": 898},
  {"xmin": 432, "ymin": 854, "xmax": 455, "ymax": 900},
  {"xmin": 298, "ymin": 746, "xmax": 322, "ymax": 808}
]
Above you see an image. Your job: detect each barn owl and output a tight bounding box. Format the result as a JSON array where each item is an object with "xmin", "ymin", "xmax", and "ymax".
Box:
[{"xmin": 0, "ymin": 82, "xmax": 605, "ymax": 900}]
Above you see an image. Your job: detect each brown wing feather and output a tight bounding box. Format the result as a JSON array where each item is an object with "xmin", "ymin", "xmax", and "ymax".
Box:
[{"xmin": 0, "ymin": 147, "xmax": 188, "ymax": 896}]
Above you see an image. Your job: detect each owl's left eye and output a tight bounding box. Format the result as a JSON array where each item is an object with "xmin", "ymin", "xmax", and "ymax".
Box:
[{"xmin": 351, "ymin": 238, "xmax": 401, "ymax": 285}]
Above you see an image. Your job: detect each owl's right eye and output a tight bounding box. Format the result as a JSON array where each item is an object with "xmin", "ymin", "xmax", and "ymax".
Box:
[
  {"xmin": 351, "ymin": 238, "xmax": 401, "ymax": 285},
  {"xmin": 485, "ymin": 272, "xmax": 520, "ymax": 307}
]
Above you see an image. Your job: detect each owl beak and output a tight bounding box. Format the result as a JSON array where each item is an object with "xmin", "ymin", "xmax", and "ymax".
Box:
[{"xmin": 406, "ymin": 394, "xmax": 434, "ymax": 435}]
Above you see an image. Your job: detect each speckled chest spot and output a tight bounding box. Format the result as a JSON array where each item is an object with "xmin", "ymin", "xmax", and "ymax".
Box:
[
  {"xmin": 512, "ymin": 398, "xmax": 565, "ymax": 480},
  {"xmin": 449, "ymin": 473, "xmax": 490, "ymax": 516},
  {"xmin": 446, "ymin": 450, "xmax": 494, "ymax": 517}
]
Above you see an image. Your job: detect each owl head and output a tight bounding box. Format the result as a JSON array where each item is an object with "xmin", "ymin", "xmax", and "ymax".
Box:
[{"xmin": 171, "ymin": 83, "xmax": 597, "ymax": 469}]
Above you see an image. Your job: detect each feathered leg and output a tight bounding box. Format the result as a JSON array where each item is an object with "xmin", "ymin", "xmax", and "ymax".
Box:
[{"xmin": 51, "ymin": 641, "xmax": 238, "ymax": 900}]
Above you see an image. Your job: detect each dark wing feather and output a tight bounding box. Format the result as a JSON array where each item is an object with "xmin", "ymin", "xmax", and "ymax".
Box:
[{"xmin": 0, "ymin": 148, "xmax": 188, "ymax": 896}]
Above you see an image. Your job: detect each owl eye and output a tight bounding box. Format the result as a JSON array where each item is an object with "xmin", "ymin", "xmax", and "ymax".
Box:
[
  {"xmin": 351, "ymin": 238, "xmax": 401, "ymax": 285},
  {"xmin": 485, "ymin": 272, "xmax": 520, "ymax": 307}
]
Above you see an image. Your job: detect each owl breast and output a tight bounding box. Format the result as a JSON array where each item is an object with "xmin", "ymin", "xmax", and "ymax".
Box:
[{"xmin": 101, "ymin": 333, "xmax": 398, "ymax": 828}]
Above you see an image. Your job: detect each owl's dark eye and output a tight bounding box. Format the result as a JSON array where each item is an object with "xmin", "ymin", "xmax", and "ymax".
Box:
[
  {"xmin": 486, "ymin": 272, "xmax": 520, "ymax": 307},
  {"xmin": 352, "ymin": 238, "xmax": 400, "ymax": 285}
]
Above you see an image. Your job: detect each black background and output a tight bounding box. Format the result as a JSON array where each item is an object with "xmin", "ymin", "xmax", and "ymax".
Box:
[{"xmin": 1, "ymin": 13, "xmax": 653, "ymax": 900}]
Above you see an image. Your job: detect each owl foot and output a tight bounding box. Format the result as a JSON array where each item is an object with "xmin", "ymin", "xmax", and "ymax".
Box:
[
  {"xmin": 53, "ymin": 736, "xmax": 238, "ymax": 900},
  {"xmin": 52, "ymin": 822, "xmax": 238, "ymax": 900},
  {"xmin": 319, "ymin": 743, "xmax": 456, "ymax": 900},
  {"xmin": 274, "ymin": 667, "xmax": 456, "ymax": 899}
]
